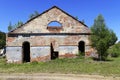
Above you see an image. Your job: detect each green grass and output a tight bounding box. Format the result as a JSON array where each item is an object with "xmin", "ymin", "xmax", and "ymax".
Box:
[{"xmin": 0, "ymin": 57, "xmax": 120, "ymax": 77}]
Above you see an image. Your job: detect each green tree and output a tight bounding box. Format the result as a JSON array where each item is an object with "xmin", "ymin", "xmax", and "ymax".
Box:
[
  {"xmin": 91, "ymin": 14, "xmax": 117, "ymax": 60},
  {"xmin": 8, "ymin": 11, "xmax": 39, "ymax": 31},
  {"xmin": 81, "ymin": 19, "xmax": 85, "ymax": 23},
  {"xmin": 14, "ymin": 21, "xmax": 23, "ymax": 28},
  {"xmin": 107, "ymin": 42, "xmax": 120, "ymax": 57},
  {"xmin": 8, "ymin": 21, "xmax": 23, "ymax": 32},
  {"xmin": 8, "ymin": 22, "xmax": 13, "ymax": 31},
  {"xmin": 29, "ymin": 11, "xmax": 39, "ymax": 19},
  {"xmin": 0, "ymin": 31, "xmax": 6, "ymax": 49},
  {"xmin": 75, "ymin": 16, "xmax": 78, "ymax": 20}
]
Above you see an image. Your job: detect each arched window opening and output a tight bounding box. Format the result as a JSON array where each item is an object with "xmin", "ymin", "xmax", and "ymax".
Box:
[
  {"xmin": 22, "ymin": 41, "xmax": 30, "ymax": 62},
  {"xmin": 48, "ymin": 21, "xmax": 62, "ymax": 27},
  {"xmin": 78, "ymin": 41, "xmax": 85, "ymax": 56},
  {"xmin": 47, "ymin": 21, "xmax": 62, "ymax": 32}
]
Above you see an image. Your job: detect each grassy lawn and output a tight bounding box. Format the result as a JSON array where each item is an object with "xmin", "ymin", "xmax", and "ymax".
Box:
[{"xmin": 0, "ymin": 57, "xmax": 120, "ymax": 77}]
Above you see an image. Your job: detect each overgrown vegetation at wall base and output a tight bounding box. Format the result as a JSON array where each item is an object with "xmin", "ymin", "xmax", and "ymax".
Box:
[{"xmin": 0, "ymin": 57, "xmax": 120, "ymax": 77}]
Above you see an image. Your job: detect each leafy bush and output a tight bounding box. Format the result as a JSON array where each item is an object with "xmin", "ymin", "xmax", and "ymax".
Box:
[
  {"xmin": 107, "ymin": 42, "xmax": 120, "ymax": 57},
  {"xmin": 90, "ymin": 14, "xmax": 117, "ymax": 60}
]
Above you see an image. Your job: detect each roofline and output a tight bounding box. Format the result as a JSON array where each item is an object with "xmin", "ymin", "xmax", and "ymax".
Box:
[
  {"xmin": 27, "ymin": 6, "xmax": 88, "ymax": 27},
  {"xmin": 52, "ymin": 6, "xmax": 88, "ymax": 27},
  {"xmin": 9, "ymin": 6, "xmax": 88, "ymax": 33}
]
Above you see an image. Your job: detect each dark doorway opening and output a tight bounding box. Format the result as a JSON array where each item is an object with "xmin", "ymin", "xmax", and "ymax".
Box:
[
  {"xmin": 78, "ymin": 41, "xmax": 85, "ymax": 56},
  {"xmin": 50, "ymin": 43, "xmax": 59, "ymax": 60},
  {"xmin": 22, "ymin": 41, "xmax": 30, "ymax": 62}
]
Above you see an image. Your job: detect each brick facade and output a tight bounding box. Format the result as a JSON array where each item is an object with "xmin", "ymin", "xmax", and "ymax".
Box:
[{"xmin": 6, "ymin": 6, "xmax": 92, "ymax": 63}]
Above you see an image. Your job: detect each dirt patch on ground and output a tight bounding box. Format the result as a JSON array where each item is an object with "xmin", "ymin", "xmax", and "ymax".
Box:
[{"xmin": 0, "ymin": 73, "xmax": 119, "ymax": 80}]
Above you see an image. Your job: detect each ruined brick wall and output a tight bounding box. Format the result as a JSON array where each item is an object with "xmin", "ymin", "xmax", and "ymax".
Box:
[
  {"xmin": 6, "ymin": 6, "xmax": 92, "ymax": 63},
  {"xmin": 6, "ymin": 35, "xmax": 91, "ymax": 63},
  {"xmin": 11, "ymin": 7, "xmax": 90, "ymax": 33}
]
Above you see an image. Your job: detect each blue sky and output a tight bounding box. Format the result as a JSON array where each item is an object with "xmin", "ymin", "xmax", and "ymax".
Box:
[{"xmin": 0, "ymin": 0, "xmax": 120, "ymax": 41}]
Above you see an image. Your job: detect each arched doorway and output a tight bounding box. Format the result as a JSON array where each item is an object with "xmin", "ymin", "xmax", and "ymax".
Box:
[
  {"xmin": 78, "ymin": 41, "xmax": 85, "ymax": 56},
  {"xmin": 22, "ymin": 41, "xmax": 30, "ymax": 62}
]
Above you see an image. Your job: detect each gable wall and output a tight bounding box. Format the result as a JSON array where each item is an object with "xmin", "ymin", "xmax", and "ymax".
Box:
[{"xmin": 12, "ymin": 8, "xmax": 90, "ymax": 33}]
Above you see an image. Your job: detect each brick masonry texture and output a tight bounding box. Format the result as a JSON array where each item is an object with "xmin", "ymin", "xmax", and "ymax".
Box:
[{"xmin": 6, "ymin": 6, "xmax": 92, "ymax": 63}]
